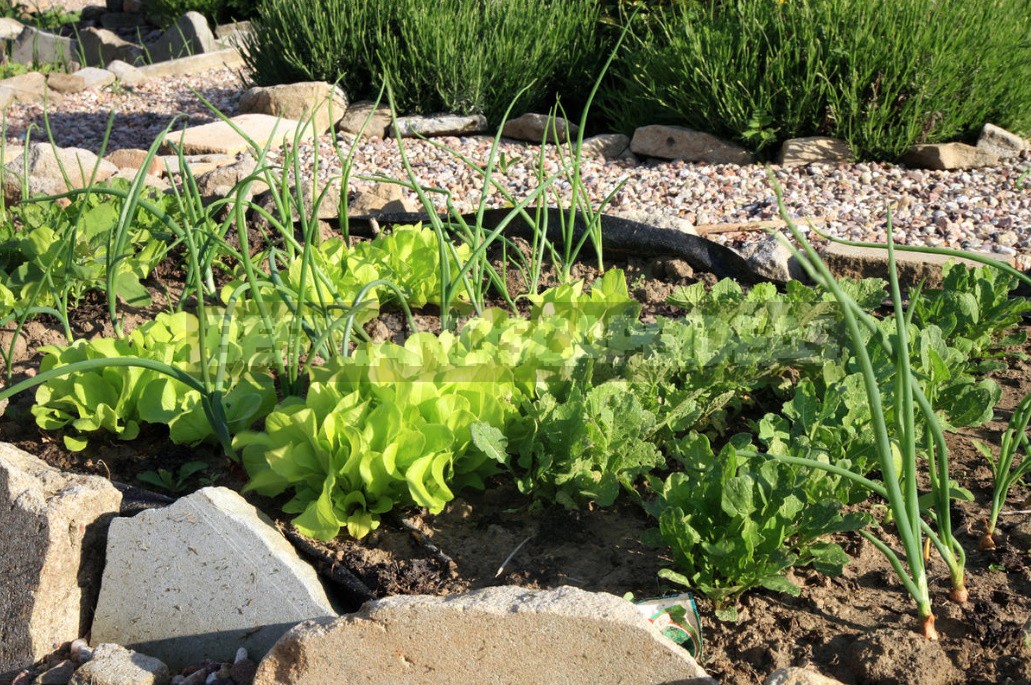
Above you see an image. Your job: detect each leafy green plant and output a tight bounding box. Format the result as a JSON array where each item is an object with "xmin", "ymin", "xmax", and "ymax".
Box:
[
  {"xmin": 137, "ymin": 460, "xmax": 210, "ymax": 494},
  {"xmin": 912, "ymin": 262, "xmax": 1031, "ymax": 368},
  {"xmin": 237, "ymin": 271, "xmax": 636, "ymax": 540},
  {"xmin": 648, "ymin": 432, "xmax": 865, "ymax": 621}
]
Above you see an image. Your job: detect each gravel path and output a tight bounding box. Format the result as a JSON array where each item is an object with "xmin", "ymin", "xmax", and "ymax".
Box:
[{"xmin": 3, "ymin": 66, "xmax": 1029, "ymax": 270}]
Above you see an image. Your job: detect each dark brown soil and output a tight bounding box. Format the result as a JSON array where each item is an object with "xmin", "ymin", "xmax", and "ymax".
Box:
[{"xmin": 2, "ymin": 242, "xmax": 1030, "ymax": 685}]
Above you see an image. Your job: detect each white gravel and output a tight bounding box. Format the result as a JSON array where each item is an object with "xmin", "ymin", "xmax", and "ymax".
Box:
[{"xmin": 3, "ymin": 66, "xmax": 1030, "ymax": 270}]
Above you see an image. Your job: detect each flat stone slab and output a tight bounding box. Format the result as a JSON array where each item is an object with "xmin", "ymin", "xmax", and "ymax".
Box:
[
  {"xmin": 777, "ymin": 136, "xmax": 853, "ymax": 166},
  {"xmin": 47, "ymin": 67, "xmax": 116, "ymax": 94},
  {"xmin": 136, "ymin": 48, "xmax": 245, "ymax": 81},
  {"xmin": 90, "ymin": 487, "xmax": 336, "ymax": 671},
  {"xmin": 824, "ymin": 242, "xmax": 1015, "ymax": 289},
  {"xmin": 253, "ymin": 586, "xmax": 715, "ymax": 685},
  {"xmin": 631, "ymin": 124, "xmax": 754, "ymax": 165},
  {"xmin": 239, "ymin": 81, "xmax": 348, "ymax": 135},
  {"xmin": 389, "ymin": 113, "xmax": 487, "ymax": 138},
  {"xmin": 161, "ymin": 114, "xmax": 316, "ymax": 156},
  {"xmin": 502, "ymin": 112, "xmax": 578, "ymax": 144},
  {"xmin": 0, "ymin": 443, "xmax": 122, "ymax": 674},
  {"xmin": 901, "ymin": 142, "xmax": 998, "ymax": 170}
]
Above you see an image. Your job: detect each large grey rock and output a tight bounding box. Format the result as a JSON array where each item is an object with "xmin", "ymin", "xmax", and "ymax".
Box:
[
  {"xmin": 580, "ymin": 133, "xmax": 631, "ymax": 160},
  {"xmin": 901, "ymin": 142, "xmax": 999, "ymax": 170},
  {"xmin": 90, "ymin": 487, "xmax": 336, "ymax": 671},
  {"xmin": 10, "ymin": 26, "xmax": 75, "ymax": 66},
  {"xmin": 145, "ymin": 11, "xmax": 217, "ymax": 63},
  {"xmin": 68, "ymin": 644, "xmax": 169, "ymax": 685},
  {"xmin": 100, "ymin": 12, "xmax": 150, "ymax": 32},
  {"xmin": 777, "ymin": 136, "xmax": 852, "ymax": 166},
  {"xmin": 47, "ymin": 68, "xmax": 116, "ymax": 94},
  {"xmin": 977, "ymin": 123, "xmax": 1028, "ymax": 160},
  {"xmin": 135, "ymin": 48, "xmax": 244, "ymax": 81},
  {"xmin": 502, "ymin": 112, "xmax": 578, "ymax": 144},
  {"xmin": 335, "ymin": 100, "xmax": 392, "ymax": 139},
  {"xmin": 766, "ymin": 668, "xmax": 846, "ymax": 685},
  {"xmin": 239, "ymin": 82, "xmax": 348, "ymax": 135},
  {"xmin": 389, "ymin": 113, "xmax": 487, "ymax": 138},
  {"xmin": 630, "ymin": 125, "xmax": 754, "ymax": 165},
  {"xmin": 161, "ymin": 114, "xmax": 316, "ymax": 156},
  {"xmin": 252, "ymin": 586, "xmax": 715, "ymax": 685},
  {"xmin": 0, "ymin": 443, "xmax": 122, "ymax": 673},
  {"xmin": 77, "ymin": 28, "xmax": 143, "ymax": 67}
]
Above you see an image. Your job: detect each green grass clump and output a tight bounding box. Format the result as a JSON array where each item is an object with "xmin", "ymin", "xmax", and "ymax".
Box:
[
  {"xmin": 243, "ymin": 0, "xmax": 602, "ymax": 124},
  {"xmin": 600, "ymin": 0, "xmax": 1031, "ymax": 160}
]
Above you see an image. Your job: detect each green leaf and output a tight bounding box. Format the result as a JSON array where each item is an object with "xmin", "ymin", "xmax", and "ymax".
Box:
[{"xmin": 470, "ymin": 422, "xmax": 509, "ymax": 464}]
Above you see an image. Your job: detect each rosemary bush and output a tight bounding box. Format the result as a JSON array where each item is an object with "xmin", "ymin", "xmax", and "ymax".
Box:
[
  {"xmin": 243, "ymin": 0, "xmax": 602, "ymax": 124},
  {"xmin": 600, "ymin": 0, "xmax": 1031, "ymax": 160}
]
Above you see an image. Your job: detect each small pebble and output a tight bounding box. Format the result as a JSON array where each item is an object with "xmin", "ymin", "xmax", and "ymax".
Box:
[{"xmin": 69, "ymin": 639, "xmax": 92, "ymax": 664}]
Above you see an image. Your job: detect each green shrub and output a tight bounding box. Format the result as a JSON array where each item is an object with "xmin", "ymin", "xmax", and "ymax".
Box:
[
  {"xmin": 600, "ymin": 0, "xmax": 1031, "ymax": 160},
  {"xmin": 244, "ymin": 0, "xmax": 602, "ymax": 124},
  {"xmin": 147, "ymin": 0, "xmax": 256, "ymax": 26}
]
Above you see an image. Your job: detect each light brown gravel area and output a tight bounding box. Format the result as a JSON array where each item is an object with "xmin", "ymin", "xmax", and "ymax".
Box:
[{"xmin": 2, "ymin": 62, "xmax": 1029, "ymax": 269}]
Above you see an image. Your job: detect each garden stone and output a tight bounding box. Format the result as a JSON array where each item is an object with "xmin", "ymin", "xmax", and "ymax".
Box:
[
  {"xmin": 194, "ymin": 154, "xmax": 266, "ymax": 203},
  {"xmin": 777, "ymin": 136, "xmax": 852, "ymax": 166},
  {"xmin": 157, "ymin": 153, "xmax": 236, "ymax": 177},
  {"xmin": 124, "ymin": 0, "xmax": 144, "ymax": 12},
  {"xmin": 111, "ymin": 168, "xmax": 168, "ymax": 191},
  {"xmin": 0, "ymin": 17, "xmax": 24, "ymax": 40},
  {"xmin": 78, "ymin": 28, "xmax": 143, "ymax": 67},
  {"xmin": 2, "ymin": 144, "xmax": 118, "ymax": 204},
  {"xmin": 252, "ymin": 586, "xmax": 716, "ymax": 685},
  {"xmin": 90, "ymin": 487, "xmax": 336, "ymax": 671},
  {"xmin": 10, "ymin": 27, "xmax": 75, "ymax": 67},
  {"xmin": 68, "ymin": 644, "xmax": 169, "ymax": 685},
  {"xmin": 901, "ymin": 142, "xmax": 998, "ymax": 170},
  {"xmin": 612, "ymin": 208, "xmax": 696, "ymax": 235},
  {"xmin": 135, "ymin": 48, "xmax": 244, "ymax": 80},
  {"xmin": 742, "ymin": 233, "xmax": 805, "ymax": 282},
  {"xmin": 238, "ymin": 82, "xmax": 348, "ymax": 135},
  {"xmin": 389, "ymin": 113, "xmax": 487, "ymax": 138},
  {"xmin": 823, "ymin": 242, "xmax": 1012, "ymax": 289},
  {"xmin": 0, "ymin": 443, "xmax": 122, "ymax": 674},
  {"xmin": 105, "ymin": 148, "xmax": 163, "ymax": 176},
  {"xmin": 146, "ymin": 12, "xmax": 217, "ymax": 63},
  {"xmin": 336, "ymin": 100, "xmax": 392, "ymax": 139},
  {"xmin": 105, "ymin": 60, "xmax": 144, "ymax": 85},
  {"xmin": 977, "ymin": 123, "xmax": 1028, "ymax": 159},
  {"xmin": 580, "ymin": 133, "xmax": 630, "ymax": 160},
  {"xmin": 765, "ymin": 668, "xmax": 846, "ymax": 685},
  {"xmin": 502, "ymin": 112, "xmax": 577, "ymax": 144},
  {"xmin": 215, "ymin": 20, "xmax": 253, "ymax": 50},
  {"xmin": 161, "ymin": 114, "xmax": 316, "ymax": 156},
  {"xmin": 47, "ymin": 68, "xmax": 116, "ymax": 94},
  {"xmin": 630, "ymin": 125, "xmax": 754, "ymax": 165},
  {"xmin": 348, "ymin": 182, "xmax": 420, "ymax": 216},
  {"xmin": 0, "ymin": 71, "xmax": 61, "ymax": 106}
]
